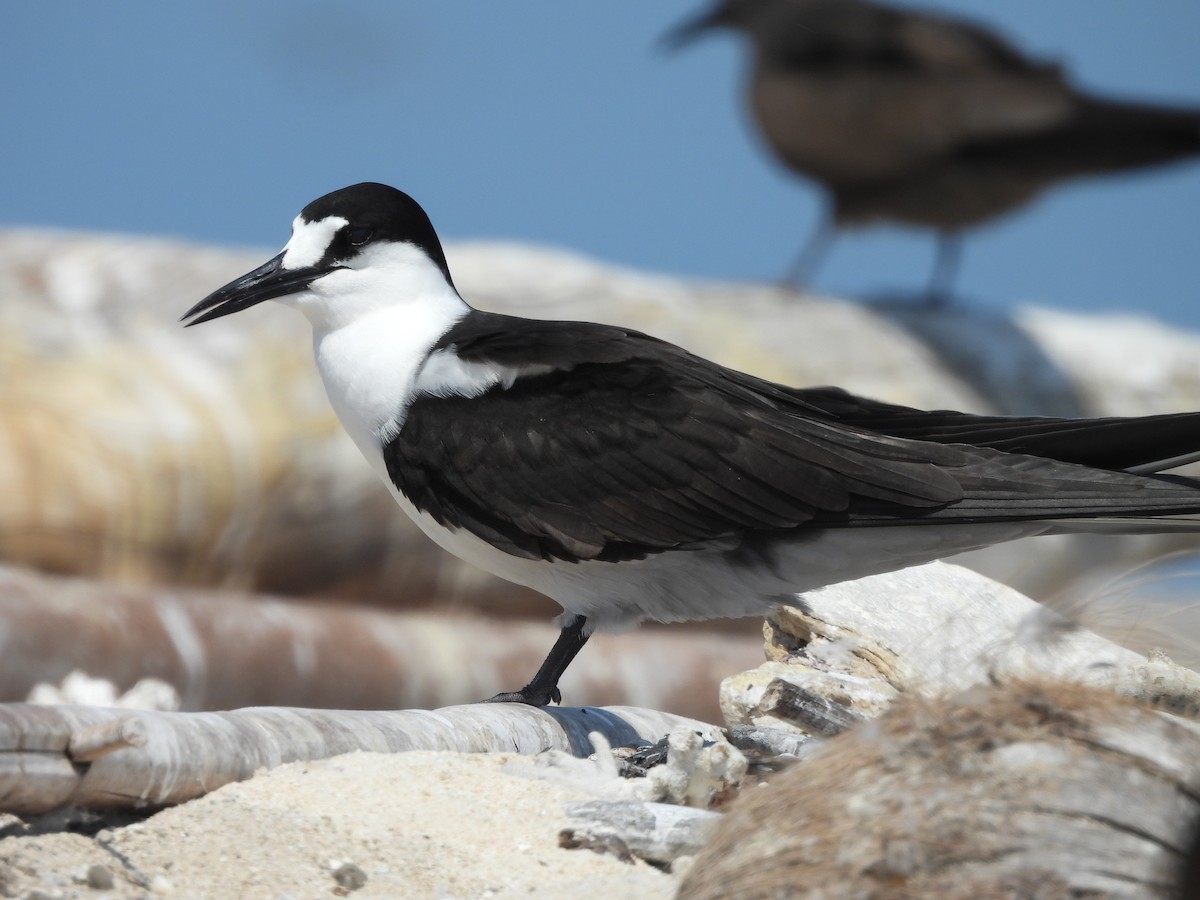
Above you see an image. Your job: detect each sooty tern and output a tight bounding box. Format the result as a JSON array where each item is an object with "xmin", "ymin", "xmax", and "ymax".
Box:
[
  {"xmin": 669, "ymin": 0, "xmax": 1200, "ymax": 298},
  {"xmin": 185, "ymin": 182, "xmax": 1200, "ymax": 706}
]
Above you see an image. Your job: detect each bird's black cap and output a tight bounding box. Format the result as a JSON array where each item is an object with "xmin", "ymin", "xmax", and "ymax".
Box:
[{"xmin": 297, "ymin": 182, "xmax": 453, "ymax": 284}]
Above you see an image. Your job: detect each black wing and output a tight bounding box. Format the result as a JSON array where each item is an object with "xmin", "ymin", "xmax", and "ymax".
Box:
[
  {"xmin": 792, "ymin": 385, "xmax": 1200, "ymax": 473},
  {"xmin": 384, "ymin": 314, "xmax": 1200, "ymax": 563}
]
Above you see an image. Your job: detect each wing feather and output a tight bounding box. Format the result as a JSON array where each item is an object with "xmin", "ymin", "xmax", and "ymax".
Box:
[{"xmin": 383, "ymin": 315, "xmax": 1200, "ymax": 562}]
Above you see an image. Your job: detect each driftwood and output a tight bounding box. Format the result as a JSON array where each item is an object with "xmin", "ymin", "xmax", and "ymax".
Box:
[
  {"xmin": 561, "ymin": 800, "xmax": 722, "ymax": 866},
  {"xmin": 725, "ymin": 724, "xmax": 817, "ymax": 760},
  {"xmin": 722, "ymin": 562, "xmax": 1200, "ymax": 737},
  {"xmin": 0, "ymin": 565, "xmax": 761, "ymax": 721},
  {"xmin": 0, "ymin": 702, "xmax": 720, "ymax": 816},
  {"xmin": 680, "ymin": 681, "xmax": 1200, "ymax": 899}
]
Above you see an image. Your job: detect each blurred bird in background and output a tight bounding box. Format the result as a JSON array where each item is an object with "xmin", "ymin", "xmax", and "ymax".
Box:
[{"xmin": 669, "ymin": 0, "xmax": 1200, "ymax": 302}]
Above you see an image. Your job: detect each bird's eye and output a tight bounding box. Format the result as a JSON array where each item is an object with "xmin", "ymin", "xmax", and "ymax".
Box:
[{"xmin": 347, "ymin": 227, "xmax": 374, "ymax": 246}]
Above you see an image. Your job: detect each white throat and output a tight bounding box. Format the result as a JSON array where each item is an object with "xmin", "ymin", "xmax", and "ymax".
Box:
[{"xmin": 277, "ymin": 240, "xmax": 472, "ymax": 459}]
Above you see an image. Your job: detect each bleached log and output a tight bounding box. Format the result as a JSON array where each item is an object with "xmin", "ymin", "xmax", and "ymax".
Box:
[
  {"xmin": 0, "ymin": 565, "xmax": 761, "ymax": 721},
  {"xmin": 785, "ymin": 561, "xmax": 1173, "ymax": 690},
  {"xmin": 726, "ymin": 725, "xmax": 817, "ymax": 760},
  {"xmin": 562, "ymin": 799, "xmax": 722, "ymax": 865},
  {"xmin": 66, "ymin": 717, "xmax": 148, "ymax": 762},
  {"xmin": 0, "ymin": 229, "xmax": 980, "ymax": 602},
  {"xmin": 8, "ymin": 230, "xmax": 1200, "ymax": 611},
  {"xmin": 721, "ymin": 562, "xmax": 1200, "ymax": 736},
  {"xmin": 681, "ymin": 682, "xmax": 1200, "ymax": 899},
  {"xmin": 0, "ymin": 702, "xmax": 720, "ymax": 816},
  {"xmin": 755, "ymin": 678, "xmax": 867, "ymax": 737}
]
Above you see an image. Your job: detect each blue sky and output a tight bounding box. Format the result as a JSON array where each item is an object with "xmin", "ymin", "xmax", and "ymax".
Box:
[{"xmin": 4, "ymin": 2, "xmax": 1199, "ymax": 326}]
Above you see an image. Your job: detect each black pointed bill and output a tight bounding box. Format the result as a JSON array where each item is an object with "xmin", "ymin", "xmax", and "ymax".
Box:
[{"xmin": 181, "ymin": 253, "xmax": 325, "ymax": 326}]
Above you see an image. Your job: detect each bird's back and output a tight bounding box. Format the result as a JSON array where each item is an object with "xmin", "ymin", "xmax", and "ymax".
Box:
[
  {"xmin": 733, "ymin": 0, "xmax": 1200, "ymax": 229},
  {"xmin": 746, "ymin": 0, "xmax": 1073, "ymax": 184}
]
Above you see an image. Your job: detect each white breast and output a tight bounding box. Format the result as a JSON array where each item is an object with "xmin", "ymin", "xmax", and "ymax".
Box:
[
  {"xmin": 312, "ymin": 305, "xmax": 442, "ymax": 452},
  {"xmin": 287, "ymin": 257, "xmax": 566, "ymax": 610}
]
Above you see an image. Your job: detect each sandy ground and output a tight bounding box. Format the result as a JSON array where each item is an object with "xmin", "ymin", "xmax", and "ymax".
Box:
[{"xmin": 0, "ymin": 752, "xmax": 680, "ymax": 899}]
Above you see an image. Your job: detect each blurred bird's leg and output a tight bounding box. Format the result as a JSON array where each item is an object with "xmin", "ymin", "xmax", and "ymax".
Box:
[
  {"xmin": 926, "ymin": 232, "xmax": 963, "ymax": 306},
  {"xmin": 783, "ymin": 212, "xmax": 835, "ymax": 291}
]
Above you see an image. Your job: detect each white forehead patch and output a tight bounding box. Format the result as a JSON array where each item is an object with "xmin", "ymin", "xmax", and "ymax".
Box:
[{"xmin": 280, "ymin": 215, "xmax": 349, "ymax": 270}]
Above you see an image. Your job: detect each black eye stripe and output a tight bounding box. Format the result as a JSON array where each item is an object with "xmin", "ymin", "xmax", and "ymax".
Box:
[{"xmin": 347, "ymin": 226, "xmax": 374, "ymax": 246}]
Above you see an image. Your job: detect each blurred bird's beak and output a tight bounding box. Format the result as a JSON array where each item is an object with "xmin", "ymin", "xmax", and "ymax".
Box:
[
  {"xmin": 181, "ymin": 253, "xmax": 322, "ymax": 325},
  {"xmin": 660, "ymin": 4, "xmax": 730, "ymax": 50}
]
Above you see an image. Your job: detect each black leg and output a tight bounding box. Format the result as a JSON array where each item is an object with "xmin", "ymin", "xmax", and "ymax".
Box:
[
  {"xmin": 784, "ymin": 211, "xmax": 835, "ymax": 290},
  {"xmin": 926, "ymin": 232, "xmax": 963, "ymax": 306},
  {"xmin": 483, "ymin": 615, "xmax": 590, "ymax": 707}
]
